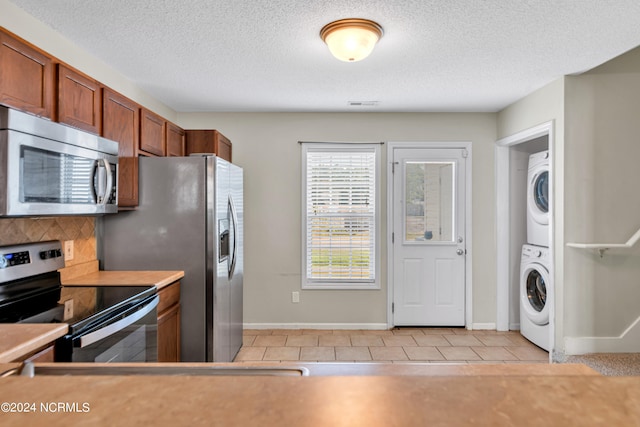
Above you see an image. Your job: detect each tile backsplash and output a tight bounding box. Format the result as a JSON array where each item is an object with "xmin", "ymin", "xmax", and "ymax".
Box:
[{"xmin": 0, "ymin": 217, "xmax": 96, "ymax": 266}]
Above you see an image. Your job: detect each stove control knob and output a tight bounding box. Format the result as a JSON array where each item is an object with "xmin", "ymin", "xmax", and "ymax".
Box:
[
  {"xmin": 0, "ymin": 256, "xmax": 7, "ymax": 269},
  {"xmin": 40, "ymin": 251, "xmax": 50, "ymax": 260}
]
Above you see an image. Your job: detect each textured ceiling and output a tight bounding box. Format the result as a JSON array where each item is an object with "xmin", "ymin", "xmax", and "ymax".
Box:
[{"xmin": 8, "ymin": 0, "xmax": 640, "ymax": 112}]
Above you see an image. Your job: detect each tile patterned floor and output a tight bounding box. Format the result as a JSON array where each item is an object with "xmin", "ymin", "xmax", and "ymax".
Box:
[{"xmin": 235, "ymin": 328, "xmax": 549, "ymax": 364}]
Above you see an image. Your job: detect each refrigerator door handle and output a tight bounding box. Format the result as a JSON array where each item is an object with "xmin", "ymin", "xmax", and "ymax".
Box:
[{"xmin": 228, "ymin": 194, "xmax": 239, "ymax": 279}]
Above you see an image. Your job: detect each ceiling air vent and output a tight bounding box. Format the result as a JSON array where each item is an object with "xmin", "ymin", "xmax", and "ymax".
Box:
[{"xmin": 348, "ymin": 101, "xmax": 379, "ymax": 107}]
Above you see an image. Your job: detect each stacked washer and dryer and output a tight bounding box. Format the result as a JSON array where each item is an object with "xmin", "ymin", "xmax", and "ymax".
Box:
[{"xmin": 520, "ymin": 150, "xmax": 552, "ymax": 351}]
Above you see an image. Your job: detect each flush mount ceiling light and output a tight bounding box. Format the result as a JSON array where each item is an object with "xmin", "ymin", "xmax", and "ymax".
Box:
[{"xmin": 320, "ymin": 18, "xmax": 383, "ymax": 62}]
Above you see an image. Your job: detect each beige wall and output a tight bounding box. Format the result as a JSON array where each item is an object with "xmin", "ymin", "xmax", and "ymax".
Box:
[
  {"xmin": 179, "ymin": 112, "xmax": 497, "ymax": 326},
  {"xmin": 497, "ymin": 78, "xmax": 565, "ymax": 140},
  {"xmin": 561, "ymin": 47, "xmax": 640, "ymax": 351}
]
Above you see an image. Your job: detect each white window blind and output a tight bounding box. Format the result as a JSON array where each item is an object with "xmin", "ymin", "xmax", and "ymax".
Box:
[{"xmin": 303, "ymin": 145, "xmax": 379, "ymax": 287}]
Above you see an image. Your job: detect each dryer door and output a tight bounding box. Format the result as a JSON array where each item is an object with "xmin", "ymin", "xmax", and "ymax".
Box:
[
  {"xmin": 520, "ymin": 262, "xmax": 550, "ymax": 325},
  {"xmin": 528, "ymin": 168, "xmax": 549, "ymax": 225}
]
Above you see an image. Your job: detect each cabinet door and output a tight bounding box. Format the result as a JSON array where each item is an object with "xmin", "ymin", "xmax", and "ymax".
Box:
[
  {"xmin": 103, "ymin": 88, "xmax": 140, "ymax": 207},
  {"xmin": 185, "ymin": 130, "xmax": 232, "ymax": 162},
  {"xmin": 185, "ymin": 130, "xmax": 211, "ymax": 154},
  {"xmin": 17, "ymin": 344, "xmax": 55, "ymax": 363},
  {"xmin": 215, "ymin": 131, "xmax": 232, "ymax": 162},
  {"xmin": 57, "ymin": 64, "xmax": 102, "ymax": 134},
  {"xmin": 166, "ymin": 122, "xmax": 185, "ymax": 157},
  {"xmin": 157, "ymin": 281, "xmax": 180, "ymax": 362},
  {"xmin": 0, "ymin": 30, "xmax": 54, "ymax": 118},
  {"xmin": 158, "ymin": 281, "xmax": 181, "ymax": 313},
  {"xmin": 158, "ymin": 303, "xmax": 180, "ymax": 362},
  {"xmin": 140, "ymin": 107, "xmax": 166, "ymax": 156}
]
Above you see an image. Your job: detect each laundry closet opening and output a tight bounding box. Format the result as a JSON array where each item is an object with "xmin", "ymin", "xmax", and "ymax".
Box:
[{"xmin": 496, "ymin": 122, "xmax": 554, "ymax": 360}]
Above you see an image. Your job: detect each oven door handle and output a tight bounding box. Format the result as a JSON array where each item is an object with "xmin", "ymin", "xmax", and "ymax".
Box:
[{"xmin": 78, "ymin": 295, "xmax": 159, "ymax": 349}]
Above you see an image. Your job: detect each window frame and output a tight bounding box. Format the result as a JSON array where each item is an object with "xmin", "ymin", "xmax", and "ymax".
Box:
[{"xmin": 301, "ymin": 142, "xmax": 381, "ymax": 290}]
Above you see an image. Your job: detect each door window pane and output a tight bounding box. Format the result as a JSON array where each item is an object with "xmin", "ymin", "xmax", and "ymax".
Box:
[{"xmin": 404, "ymin": 161, "xmax": 455, "ymax": 243}]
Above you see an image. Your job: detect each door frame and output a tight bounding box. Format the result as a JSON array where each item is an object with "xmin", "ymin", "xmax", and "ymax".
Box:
[
  {"xmin": 495, "ymin": 121, "xmax": 554, "ymax": 338},
  {"xmin": 386, "ymin": 141, "xmax": 473, "ymax": 329}
]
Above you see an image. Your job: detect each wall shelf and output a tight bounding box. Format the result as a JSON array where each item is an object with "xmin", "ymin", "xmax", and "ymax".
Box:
[{"xmin": 566, "ymin": 228, "xmax": 640, "ymax": 257}]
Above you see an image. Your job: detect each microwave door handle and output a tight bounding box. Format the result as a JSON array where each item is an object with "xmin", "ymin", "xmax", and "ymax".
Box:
[
  {"xmin": 100, "ymin": 158, "xmax": 113, "ymax": 205},
  {"xmin": 94, "ymin": 158, "xmax": 112, "ymax": 205},
  {"xmin": 91, "ymin": 159, "xmax": 105, "ymax": 204},
  {"xmin": 78, "ymin": 295, "xmax": 159, "ymax": 348},
  {"xmin": 228, "ymin": 194, "xmax": 238, "ymax": 279}
]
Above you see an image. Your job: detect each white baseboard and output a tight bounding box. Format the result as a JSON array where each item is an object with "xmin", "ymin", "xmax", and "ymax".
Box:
[
  {"xmin": 564, "ymin": 315, "xmax": 640, "ymax": 354},
  {"xmin": 244, "ymin": 323, "xmax": 499, "ymax": 331},
  {"xmin": 471, "ymin": 323, "xmax": 496, "ymax": 330},
  {"xmin": 509, "ymin": 322, "xmax": 521, "ymax": 331},
  {"xmin": 243, "ymin": 323, "xmax": 389, "ymax": 330}
]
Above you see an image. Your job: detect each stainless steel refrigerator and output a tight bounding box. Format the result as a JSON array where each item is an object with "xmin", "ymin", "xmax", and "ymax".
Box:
[{"xmin": 98, "ymin": 155, "xmax": 243, "ymax": 362}]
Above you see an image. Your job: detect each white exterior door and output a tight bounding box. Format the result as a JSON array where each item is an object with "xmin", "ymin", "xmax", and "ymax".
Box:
[{"xmin": 392, "ymin": 148, "xmax": 467, "ymax": 326}]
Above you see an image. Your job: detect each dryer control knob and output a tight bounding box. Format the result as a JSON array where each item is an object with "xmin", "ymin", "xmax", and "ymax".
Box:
[{"xmin": 534, "ymin": 250, "xmax": 542, "ymax": 257}]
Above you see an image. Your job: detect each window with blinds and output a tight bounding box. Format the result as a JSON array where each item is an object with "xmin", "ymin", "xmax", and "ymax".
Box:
[{"xmin": 302, "ymin": 143, "xmax": 380, "ymax": 289}]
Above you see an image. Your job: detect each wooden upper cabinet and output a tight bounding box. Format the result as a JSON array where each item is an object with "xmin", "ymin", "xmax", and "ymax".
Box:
[
  {"xmin": 140, "ymin": 107, "xmax": 166, "ymax": 156},
  {"xmin": 57, "ymin": 64, "xmax": 102, "ymax": 134},
  {"xmin": 215, "ymin": 132, "xmax": 232, "ymax": 162},
  {"xmin": 185, "ymin": 130, "xmax": 232, "ymax": 162},
  {"xmin": 166, "ymin": 122, "xmax": 185, "ymax": 157},
  {"xmin": 102, "ymin": 88, "xmax": 140, "ymax": 207},
  {"xmin": 0, "ymin": 29, "xmax": 54, "ymax": 118}
]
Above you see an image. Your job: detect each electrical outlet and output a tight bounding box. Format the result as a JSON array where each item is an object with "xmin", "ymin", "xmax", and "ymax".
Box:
[
  {"xmin": 292, "ymin": 291, "xmax": 300, "ymax": 303},
  {"xmin": 63, "ymin": 299, "xmax": 73, "ymax": 320},
  {"xmin": 64, "ymin": 240, "xmax": 74, "ymax": 261}
]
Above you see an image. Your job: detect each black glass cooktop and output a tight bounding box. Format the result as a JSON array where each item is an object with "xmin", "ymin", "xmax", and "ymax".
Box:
[
  {"xmin": 0, "ymin": 271, "xmax": 62, "ymax": 323},
  {"xmin": 60, "ymin": 285, "xmax": 157, "ymax": 334},
  {"xmin": 1, "ymin": 277, "xmax": 156, "ymax": 334}
]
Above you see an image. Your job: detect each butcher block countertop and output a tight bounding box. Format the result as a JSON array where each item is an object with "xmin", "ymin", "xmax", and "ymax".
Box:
[
  {"xmin": 0, "ymin": 324, "xmax": 68, "ymax": 363},
  {"xmin": 0, "ymin": 371, "xmax": 639, "ymax": 426},
  {"xmin": 62, "ymin": 270, "xmax": 184, "ymax": 290}
]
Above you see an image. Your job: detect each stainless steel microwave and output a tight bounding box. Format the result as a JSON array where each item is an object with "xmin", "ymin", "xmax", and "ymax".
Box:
[{"xmin": 0, "ymin": 106, "xmax": 118, "ymax": 216}]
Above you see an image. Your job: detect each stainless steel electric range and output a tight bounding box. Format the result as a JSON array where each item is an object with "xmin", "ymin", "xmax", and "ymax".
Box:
[{"xmin": 0, "ymin": 240, "xmax": 158, "ymax": 362}]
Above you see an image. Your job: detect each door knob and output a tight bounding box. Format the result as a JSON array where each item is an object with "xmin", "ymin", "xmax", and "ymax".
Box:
[{"xmin": 456, "ymin": 249, "xmax": 464, "ymax": 255}]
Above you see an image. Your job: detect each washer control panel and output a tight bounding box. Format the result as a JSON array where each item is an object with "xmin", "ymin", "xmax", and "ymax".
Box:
[{"xmin": 521, "ymin": 244, "xmax": 549, "ymax": 262}]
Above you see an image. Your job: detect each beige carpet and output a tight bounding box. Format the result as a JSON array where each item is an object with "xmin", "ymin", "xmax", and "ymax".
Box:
[{"xmin": 562, "ymin": 353, "xmax": 640, "ymax": 376}]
